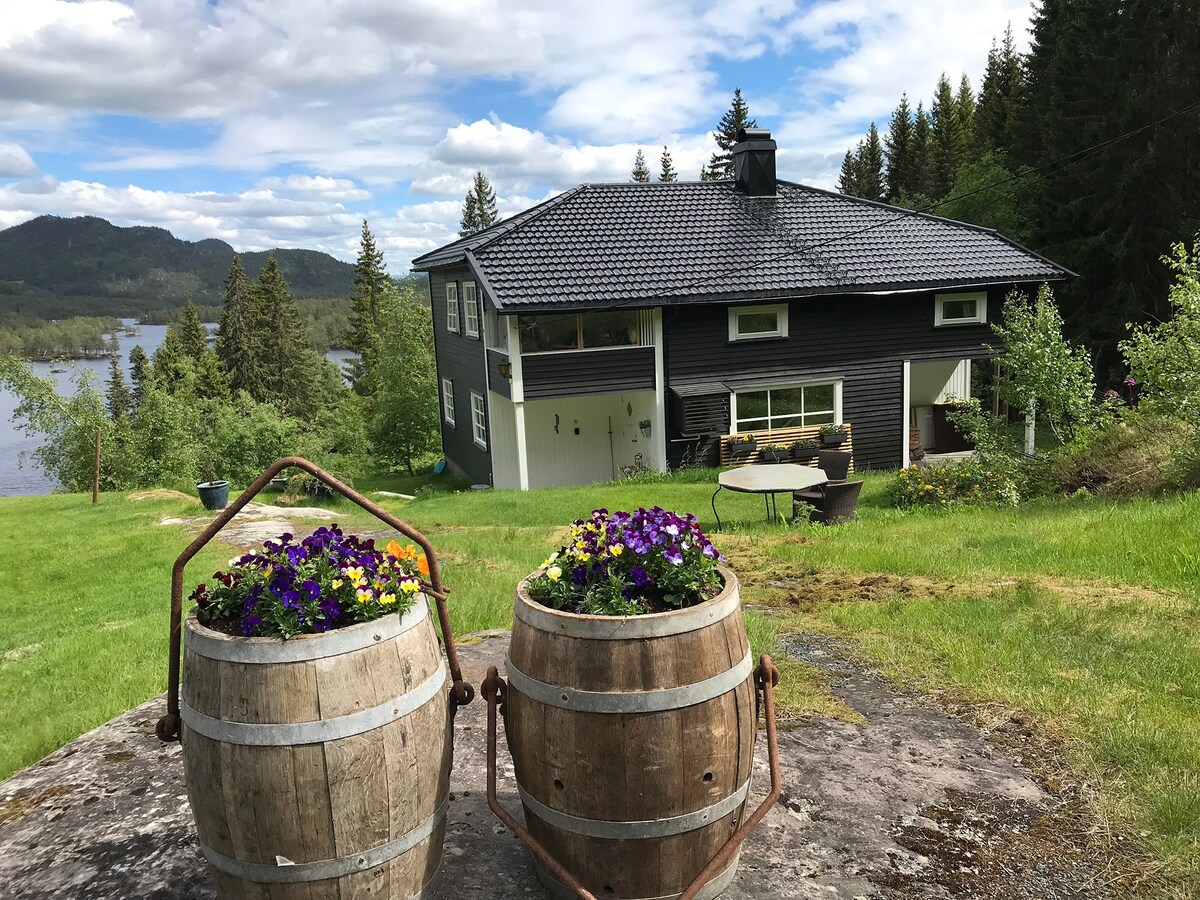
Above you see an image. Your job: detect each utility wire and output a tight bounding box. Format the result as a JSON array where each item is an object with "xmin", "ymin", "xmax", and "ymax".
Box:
[{"xmin": 600, "ymin": 96, "xmax": 1200, "ymax": 307}]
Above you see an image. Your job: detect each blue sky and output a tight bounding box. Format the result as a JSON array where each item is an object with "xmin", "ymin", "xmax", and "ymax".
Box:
[{"xmin": 0, "ymin": 0, "xmax": 1037, "ymax": 271}]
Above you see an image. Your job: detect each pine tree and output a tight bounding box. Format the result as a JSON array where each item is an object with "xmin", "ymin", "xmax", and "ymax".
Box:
[
  {"xmin": 105, "ymin": 352, "xmax": 131, "ymax": 420},
  {"xmin": 702, "ymin": 88, "xmax": 756, "ymax": 180},
  {"xmin": 458, "ymin": 171, "xmax": 499, "ymax": 236},
  {"xmin": 975, "ymin": 26, "xmax": 1026, "ymax": 156},
  {"xmin": 631, "ymin": 149, "xmax": 650, "ymax": 183},
  {"xmin": 930, "ymin": 73, "xmax": 966, "ymax": 199},
  {"xmin": 838, "ymin": 148, "xmax": 861, "ymax": 196},
  {"xmin": 884, "ymin": 94, "xmax": 916, "ymax": 202},
  {"xmin": 128, "ymin": 344, "xmax": 150, "ymax": 409},
  {"xmin": 658, "ymin": 146, "xmax": 678, "ymax": 182},
  {"xmin": 215, "ymin": 255, "xmax": 263, "ymax": 400},
  {"xmin": 177, "ymin": 300, "xmax": 208, "ymax": 362},
  {"xmin": 347, "ymin": 220, "xmax": 388, "ymax": 396},
  {"xmin": 857, "ymin": 123, "xmax": 886, "ymax": 202},
  {"xmin": 252, "ymin": 255, "xmax": 318, "ymax": 418}
]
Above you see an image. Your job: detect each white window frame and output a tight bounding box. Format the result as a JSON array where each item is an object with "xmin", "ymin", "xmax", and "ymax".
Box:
[
  {"xmin": 464, "ymin": 281, "xmax": 480, "ymax": 339},
  {"xmin": 934, "ymin": 291, "xmax": 987, "ymax": 327},
  {"xmin": 446, "ymin": 283, "xmax": 460, "ymax": 333},
  {"xmin": 486, "ymin": 307, "xmax": 509, "ymax": 352},
  {"xmin": 730, "ymin": 380, "xmax": 843, "ymax": 434},
  {"xmin": 470, "ymin": 392, "xmax": 487, "ymax": 450},
  {"xmin": 441, "ymin": 378, "xmax": 455, "ymax": 426},
  {"xmin": 728, "ymin": 303, "xmax": 789, "ymax": 342}
]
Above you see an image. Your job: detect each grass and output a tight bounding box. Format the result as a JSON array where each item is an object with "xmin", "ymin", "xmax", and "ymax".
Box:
[{"xmin": 2, "ymin": 466, "xmax": 1198, "ymax": 890}]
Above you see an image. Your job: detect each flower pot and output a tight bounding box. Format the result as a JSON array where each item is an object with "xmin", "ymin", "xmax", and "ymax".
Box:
[
  {"xmin": 760, "ymin": 448, "xmax": 789, "ymax": 463},
  {"xmin": 196, "ymin": 480, "xmax": 229, "ymax": 510},
  {"xmin": 181, "ymin": 602, "xmax": 451, "ymax": 898},
  {"xmin": 820, "ymin": 433, "xmax": 846, "ymax": 447},
  {"xmin": 265, "ymin": 474, "xmax": 289, "ymax": 493},
  {"xmin": 505, "ymin": 567, "xmax": 754, "ymax": 899},
  {"xmin": 792, "ymin": 447, "xmax": 820, "ymax": 461},
  {"xmin": 729, "ymin": 438, "xmax": 757, "ymax": 456}
]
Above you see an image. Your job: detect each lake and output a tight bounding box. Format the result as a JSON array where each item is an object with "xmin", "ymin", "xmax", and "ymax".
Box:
[{"xmin": 0, "ymin": 320, "xmax": 355, "ymax": 497}]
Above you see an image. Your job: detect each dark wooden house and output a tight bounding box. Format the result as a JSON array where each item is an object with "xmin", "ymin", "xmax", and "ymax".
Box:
[{"xmin": 413, "ymin": 128, "xmax": 1071, "ymax": 489}]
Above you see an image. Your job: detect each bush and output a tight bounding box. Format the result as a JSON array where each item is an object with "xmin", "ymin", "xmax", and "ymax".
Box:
[
  {"xmin": 1053, "ymin": 409, "xmax": 1197, "ymax": 497},
  {"xmin": 894, "ymin": 459, "xmax": 1021, "ymax": 509}
]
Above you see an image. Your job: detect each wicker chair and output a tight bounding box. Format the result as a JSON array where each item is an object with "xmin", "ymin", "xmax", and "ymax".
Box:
[
  {"xmin": 805, "ymin": 480, "xmax": 864, "ymax": 525},
  {"xmin": 793, "ymin": 450, "xmax": 853, "ymax": 507}
]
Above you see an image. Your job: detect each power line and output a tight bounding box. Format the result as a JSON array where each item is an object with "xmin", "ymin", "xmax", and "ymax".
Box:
[{"xmin": 602, "ymin": 96, "xmax": 1200, "ymax": 307}]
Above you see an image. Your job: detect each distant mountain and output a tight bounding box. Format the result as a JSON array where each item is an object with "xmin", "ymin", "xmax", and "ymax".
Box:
[{"xmin": 0, "ymin": 215, "xmax": 375, "ymax": 319}]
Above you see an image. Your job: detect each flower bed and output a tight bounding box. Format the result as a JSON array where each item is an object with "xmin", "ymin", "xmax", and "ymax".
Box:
[
  {"xmin": 527, "ymin": 507, "xmax": 724, "ymax": 616},
  {"xmin": 190, "ymin": 524, "xmax": 430, "ymax": 637},
  {"xmin": 895, "ymin": 460, "xmax": 1019, "ymax": 508}
]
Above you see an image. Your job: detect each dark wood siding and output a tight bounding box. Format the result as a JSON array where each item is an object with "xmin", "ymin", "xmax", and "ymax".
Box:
[
  {"xmin": 487, "ymin": 350, "xmax": 511, "ymax": 400},
  {"xmin": 429, "ymin": 264, "xmax": 491, "ymax": 483},
  {"xmin": 665, "ymin": 286, "xmax": 1017, "ymax": 469},
  {"xmin": 522, "ymin": 347, "xmax": 655, "ymax": 400}
]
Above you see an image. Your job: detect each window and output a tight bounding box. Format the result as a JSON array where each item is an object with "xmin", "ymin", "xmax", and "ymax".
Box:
[
  {"xmin": 935, "ymin": 292, "xmax": 987, "ymax": 326},
  {"xmin": 464, "ymin": 281, "xmax": 480, "ymax": 338},
  {"xmin": 486, "ymin": 308, "xmax": 509, "ymax": 352},
  {"xmin": 728, "ymin": 304, "xmax": 788, "ymax": 341},
  {"xmin": 518, "ymin": 310, "xmax": 641, "ymax": 354},
  {"xmin": 446, "ymin": 283, "xmax": 460, "ymax": 333},
  {"xmin": 733, "ymin": 382, "xmax": 839, "ymax": 432},
  {"xmin": 441, "ymin": 378, "xmax": 455, "ymax": 426},
  {"xmin": 470, "ymin": 392, "xmax": 487, "ymax": 449}
]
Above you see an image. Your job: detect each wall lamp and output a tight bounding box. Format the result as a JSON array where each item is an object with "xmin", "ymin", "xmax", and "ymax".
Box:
[{"xmin": 498, "ymin": 361, "xmax": 512, "ymax": 380}]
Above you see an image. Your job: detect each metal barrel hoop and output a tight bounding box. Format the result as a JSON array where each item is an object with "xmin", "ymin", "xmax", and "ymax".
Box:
[
  {"xmin": 480, "ymin": 656, "xmax": 783, "ymax": 900},
  {"xmin": 156, "ymin": 456, "xmax": 473, "ymax": 744}
]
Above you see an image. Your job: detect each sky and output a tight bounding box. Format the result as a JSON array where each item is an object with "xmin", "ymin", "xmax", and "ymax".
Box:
[{"xmin": 0, "ymin": 0, "xmax": 1038, "ymax": 272}]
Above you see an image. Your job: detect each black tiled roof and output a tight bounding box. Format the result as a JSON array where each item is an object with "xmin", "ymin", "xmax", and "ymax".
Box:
[{"xmin": 412, "ymin": 180, "xmax": 1071, "ymax": 311}]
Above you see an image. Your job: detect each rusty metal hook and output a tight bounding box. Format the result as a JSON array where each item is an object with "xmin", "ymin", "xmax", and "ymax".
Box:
[
  {"xmin": 156, "ymin": 456, "xmax": 473, "ymax": 743},
  {"xmin": 480, "ymin": 656, "xmax": 783, "ymax": 900}
]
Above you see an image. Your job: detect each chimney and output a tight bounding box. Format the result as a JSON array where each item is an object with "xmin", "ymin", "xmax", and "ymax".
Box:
[{"xmin": 732, "ymin": 127, "xmax": 776, "ymax": 197}]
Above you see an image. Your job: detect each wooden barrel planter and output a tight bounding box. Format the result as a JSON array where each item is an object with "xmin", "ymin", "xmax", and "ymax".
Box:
[
  {"xmin": 504, "ymin": 565, "xmax": 755, "ymax": 900},
  {"xmin": 180, "ymin": 596, "xmax": 451, "ymax": 899}
]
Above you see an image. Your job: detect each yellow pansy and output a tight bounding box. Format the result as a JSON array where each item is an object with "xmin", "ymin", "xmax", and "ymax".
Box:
[
  {"xmin": 379, "ymin": 592, "xmax": 397, "ymax": 606},
  {"xmin": 331, "ymin": 578, "xmax": 344, "ymax": 590},
  {"xmin": 547, "ymin": 565, "xmax": 562, "ymax": 582},
  {"xmin": 356, "ymin": 588, "xmax": 372, "ymax": 604},
  {"xmin": 400, "ymin": 579, "xmax": 421, "ymax": 593},
  {"xmin": 609, "ymin": 544, "xmax": 624, "ymax": 556},
  {"xmin": 373, "ymin": 580, "xmax": 386, "ymax": 592},
  {"xmin": 345, "ymin": 565, "xmax": 364, "ymax": 583}
]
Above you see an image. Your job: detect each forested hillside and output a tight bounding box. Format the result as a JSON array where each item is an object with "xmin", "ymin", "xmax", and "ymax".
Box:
[{"xmin": 0, "ymin": 215, "xmax": 369, "ymax": 318}]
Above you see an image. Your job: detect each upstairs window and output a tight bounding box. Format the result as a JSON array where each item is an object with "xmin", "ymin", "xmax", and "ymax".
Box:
[
  {"xmin": 728, "ymin": 304, "xmax": 788, "ymax": 341},
  {"xmin": 935, "ymin": 292, "xmax": 987, "ymax": 326},
  {"xmin": 486, "ymin": 308, "xmax": 509, "ymax": 352},
  {"xmin": 441, "ymin": 378, "xmax": 455, "ymax": 426},
  {"xmin": 518, "ymin": 310, "xmax": 642, "ymax": 354},
  {"xmin": 446, "ymin": 283, "xmax": 460, "ymax": 333},
  {"xmin": 464, "ymin": 281, "xmax": 480, "ymax": 338}
]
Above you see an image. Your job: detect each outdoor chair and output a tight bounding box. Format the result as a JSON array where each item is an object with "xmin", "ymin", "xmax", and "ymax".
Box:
[
  {"xmin": 805, "ymin": 480, "xmax": 864, "ymax": 525},
  {"xmin": 792, "ymin": 450, "xmax": 853, "ymax": 507}
]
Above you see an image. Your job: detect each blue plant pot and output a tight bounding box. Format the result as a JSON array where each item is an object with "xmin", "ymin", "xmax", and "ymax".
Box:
[{"xmin": 197, "ymin": 480, "xmax": 230, "ymax": 510}]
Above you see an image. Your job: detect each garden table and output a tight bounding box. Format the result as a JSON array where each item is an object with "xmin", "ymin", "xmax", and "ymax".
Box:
[{"xmin": 711, "ymin": 464, "xmax": 828, "ymax": 529}]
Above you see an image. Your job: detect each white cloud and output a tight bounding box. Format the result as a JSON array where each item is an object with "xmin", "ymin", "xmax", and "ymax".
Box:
[{"xmin": 0, "ymin": 142, "xmax": 38, "ymax": 178}]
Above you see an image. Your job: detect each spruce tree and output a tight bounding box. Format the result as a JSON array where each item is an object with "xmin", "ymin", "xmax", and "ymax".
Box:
[
  {"xmin": 837, "ymin": 148, "xmax": 861, "ymax": 196},
  {"xmin": 152, "ymin": 323, "xmax": 186, "ymax": 389},
  {"xmin": 911, "ymin": 102, "xmax": 934, "ymax": 201},
  {"xmin": 177, "ymin": 300, "xmax": 208, "ymax": 362},
  {"xmin": 884, "ymin": 94, "xmax": 916, "ymax": 202},
  {"xmin": 955, "ymin": 72, "xmax": 977, "ymax": 152},
  {"xmin": 702, "ymin": 88, "xmax": 756, "ymax": 180},
  {"xmin": 458, "ymin": 171, "xmax": 499, "ymax": 236},
  {"xmin": 857, "ymin": 123, "xmax": 885, "ymax": 202},
  {"xmin": 631, "ymin": 149, "xmax": 650, "ymax": 183},
  {"xmin": 347, "ymin": 220, "xmax": 387, "ymax": 396},
  {"xmin": 128, "ymin": 344, "xmax": 150, "ymax": 409},
  {"xmin": 215, "ymin": 254, "xmax": 262, "ymax": 400},
  {"xmin": 105, "ymin": 352, "xmax": 131, "ymax": 420},
  {"xmin": 252, "ymin": 255, "xmax": 318, "ymax": 418},
  {"xmin": 975, "ymin": 26, "xmax": 1026, "ymax": 156},
  {"xmin": 658, "ymin": 146, "xmax": 678, "ymax": 182},
  {"xmin": 930, "ymin": 73, "xmax": 965, "ymax": 199}
]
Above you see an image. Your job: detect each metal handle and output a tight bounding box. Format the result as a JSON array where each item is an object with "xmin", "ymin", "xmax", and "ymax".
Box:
[
  {"xmin": 156, "ymin": 456, "xmax": 474, "ymax": 743},
  {"xmin": 480, "ymin": 656, "xmax": 783, "ymax": 900}
]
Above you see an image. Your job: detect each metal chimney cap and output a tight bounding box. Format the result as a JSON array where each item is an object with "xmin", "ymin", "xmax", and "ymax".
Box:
[{"xmin": 736, "ymin": 127, "xmax": 772, "ymax": 142}]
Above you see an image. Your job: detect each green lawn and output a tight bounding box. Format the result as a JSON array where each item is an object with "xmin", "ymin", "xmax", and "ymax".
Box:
[{"xmin": 2, "ymin": 470, "xmax": 1198, "ymax": 891}]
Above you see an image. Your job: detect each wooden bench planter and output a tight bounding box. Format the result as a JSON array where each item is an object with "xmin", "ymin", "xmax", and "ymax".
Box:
[{"xmin": 718, "ymin": 423, "xmax": 855, "ymax": 471}]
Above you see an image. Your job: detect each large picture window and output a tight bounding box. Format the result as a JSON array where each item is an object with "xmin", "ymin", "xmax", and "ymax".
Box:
[
  {"xmin": 464, "ymin": 281, "xmax": 480, "ymax": 338},
  {"xmin": 446, "ymin": 283, "xmax": 460, "ymax": 333},
  {"xmin": 733, "ymin": 382, "xmax": 839, "ymax": 432},
  {"xmin": 518, "ymin": 310, "xmax": 641, "ymax": 354},
  {"xmin": 728, "ymin": 304, "xmax": 788, "ymax": 341},
  {"xmin": 470, "ymin": 392, "xmax": 487, "ymax": 449}
]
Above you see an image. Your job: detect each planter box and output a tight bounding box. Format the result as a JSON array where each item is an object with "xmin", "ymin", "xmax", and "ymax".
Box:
[
  {"xmin": 728, "ymin": 438, "xmax": 757, "ymax": 456},
  {"xmin": 760, "ymin": 448, "xmax": 790, "ymax": 463},
  {"xmin": 180, "ymin": 604, "xmax": 450, "ymax": 897},
  {"xmin": 791, "ymin": 446, "xmax": 820, "ymax": 461},
  {"xmin": 506, "ymin": 569, "xmax": 752, "ymax": 899},
  {"xmin": 820, "ymin": 433, "xmax": 847, "ymax": 447}
]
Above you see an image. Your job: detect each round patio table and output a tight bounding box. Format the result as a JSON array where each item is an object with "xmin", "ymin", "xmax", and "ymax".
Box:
[{"xmin": 711, "ymin": 464, "xmax": 828, "ymax": 529}]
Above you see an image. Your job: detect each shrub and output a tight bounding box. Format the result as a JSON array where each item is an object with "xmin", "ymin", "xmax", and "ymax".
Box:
[
  {"xmin": 894, "ymin": 459, "xmax": 1021, "ymax": 509},
  {"xmin": 1053, "ymin": 410, "xmax": 1196, "ymax": 497}
]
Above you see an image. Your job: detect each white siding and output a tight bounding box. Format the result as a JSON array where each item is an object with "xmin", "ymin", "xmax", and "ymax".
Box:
[
  {"xmin": 523, "ymin": 391, "xmax": 658, "ymax": 489},
  {"xmin": 488, "ymin": 391, "xmax": 521, "ymax": 490}
]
